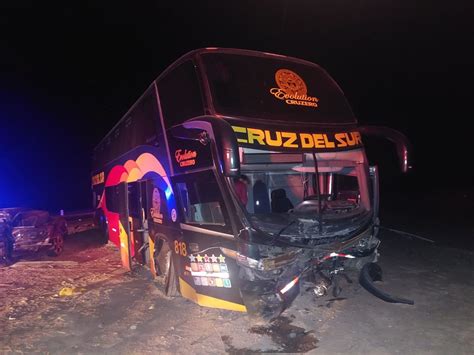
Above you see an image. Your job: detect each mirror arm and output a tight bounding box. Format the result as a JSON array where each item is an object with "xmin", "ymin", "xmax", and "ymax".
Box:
[{"xmin": 185, "ymin": 117, "xmax": 240, "ymax": 177}]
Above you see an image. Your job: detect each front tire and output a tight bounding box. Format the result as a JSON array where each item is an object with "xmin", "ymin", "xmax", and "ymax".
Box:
[{"xmin": 154, "ymin": 238, "xmax": 179, "ymax": 297}]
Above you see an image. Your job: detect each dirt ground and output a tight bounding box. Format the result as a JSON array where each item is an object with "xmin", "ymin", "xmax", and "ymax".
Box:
[{"xmin": 1, "ymin": 225, "xmax": 473, "ymax": 354}]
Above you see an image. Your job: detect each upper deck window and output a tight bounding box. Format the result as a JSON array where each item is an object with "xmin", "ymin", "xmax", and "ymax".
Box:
[
  {"xmin": 201, "ymin": 53, "xmax": 356, "ymax": 125},
  {"xmin": 92, "ymin": 88, "xmax": 159, "ymax": 170},
  {"xmin": 157, "ymin": 60, "xmax": 204, "ymax": 128}
]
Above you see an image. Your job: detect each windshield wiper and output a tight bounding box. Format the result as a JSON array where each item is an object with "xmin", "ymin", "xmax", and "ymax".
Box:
[
  {"xmin": 312, "ymin": 151, "xmax": 323, "ymax": 235},
  {"xmin": 273, "ymin": 219, "xmax": 297, "ymax": 240}
]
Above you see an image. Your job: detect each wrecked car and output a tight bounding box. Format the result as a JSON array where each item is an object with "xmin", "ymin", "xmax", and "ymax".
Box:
[{"xmin": 0, "ymin": 208, "xmax": 67, "ymax": 261}]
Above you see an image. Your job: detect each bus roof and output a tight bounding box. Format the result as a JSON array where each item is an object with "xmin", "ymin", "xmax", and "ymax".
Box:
[
  {"xmin": 94, "ymin": 48, "xmax": 357, "ymax": 154},
  {"xmin": 157, "ymin": 48, "xmax": 357, "ymax": 126}
]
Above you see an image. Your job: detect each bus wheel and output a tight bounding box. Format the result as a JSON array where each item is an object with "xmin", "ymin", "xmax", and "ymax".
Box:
[{"xmin": 154, "ymin": 238, "xmax": 179, "ymax": 297}]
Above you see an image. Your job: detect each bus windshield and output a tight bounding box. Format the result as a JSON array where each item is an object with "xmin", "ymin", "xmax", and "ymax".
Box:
[
  {"xmin": 201, "ymin": 52, "xmax": 356, "ymax": 125},
  {"xmin": 232, "ymin": 148, "xmax": 372, "ymax": 242}
]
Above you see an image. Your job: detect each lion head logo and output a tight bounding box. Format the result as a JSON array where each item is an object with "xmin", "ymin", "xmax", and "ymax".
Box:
[
  {"xmin": 275, "ymin": 69, "xmax": 307, "ymax": 95},
  {"xmin": 150, "ymin": 187, "xmax": 163, "ymax": 224}
]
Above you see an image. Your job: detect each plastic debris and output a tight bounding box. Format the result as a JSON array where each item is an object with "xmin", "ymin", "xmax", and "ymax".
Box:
[{"xmin": 59, "ymin": 286, "xmax": 85, "ymax": 297}]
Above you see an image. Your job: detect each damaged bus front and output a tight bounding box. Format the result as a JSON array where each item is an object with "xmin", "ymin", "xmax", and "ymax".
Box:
[
  {"xmin": 198, "ymin": 50, "xmax": 412, "ymax": 319},
  {"xmin": 226, "ymin": 126, "xmax": 411, "ymax": 318},
  {"xmin": 92, "ymin": 48, "xmax": 411, "ymax": 322}
]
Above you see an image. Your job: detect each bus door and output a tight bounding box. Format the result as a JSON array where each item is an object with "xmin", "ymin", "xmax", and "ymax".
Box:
[
  {"xmin": 127, "ymin": 181, "xmax": 148, "ymax": 266},
  {"xmin": 105, "ymin": 182, "xmax": 133, "ymax": 271},
  {"xmin": 134, "ymin": 176, "xmax": 181, "ymax": 295},
  {"xmin": 171, "ymin": 169, "xmax": 246, "ymax": 312}
]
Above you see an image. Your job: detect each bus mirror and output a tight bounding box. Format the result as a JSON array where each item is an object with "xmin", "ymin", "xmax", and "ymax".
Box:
[
  {"xmin": 359, "ymin": 126, "xmax": 412, "ymax": 173},
  {"xmin": 369, "ymin": 166, "xmax": 379, "ymax": 222},
  {"xmin": 170, "ymin": 126, "xmax": 209, "ymax": 145},
  {"xmin": 222, "ymin": 147, "xmax": 240, "ymax": 177}
]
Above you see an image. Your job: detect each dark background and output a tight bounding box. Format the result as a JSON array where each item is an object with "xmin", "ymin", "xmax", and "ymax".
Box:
[{"xmin": 0, "ymin": 0, "xmax": 472, "ymax": 213}]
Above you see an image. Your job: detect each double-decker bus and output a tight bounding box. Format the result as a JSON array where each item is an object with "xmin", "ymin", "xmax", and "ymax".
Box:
[{"xmin": 91, "ymin": 48, "xmax": 412, "ymax": 320}]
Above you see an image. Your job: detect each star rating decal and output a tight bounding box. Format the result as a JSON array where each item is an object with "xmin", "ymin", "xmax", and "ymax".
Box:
[{"xmin": 188, "ymin": 253, "xmax": 231, "ymax": 288}]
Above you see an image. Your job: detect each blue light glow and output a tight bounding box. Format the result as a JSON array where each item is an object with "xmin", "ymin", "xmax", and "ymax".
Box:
[{"xmin": 165, "ymin": 186, "xmax": 173, "ymax": 200}]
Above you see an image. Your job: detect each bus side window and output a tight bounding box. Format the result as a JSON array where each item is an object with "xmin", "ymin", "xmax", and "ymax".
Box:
[
  {"xmin": 175, "ymin": 180, "xmax": 225, "ymax": 226},
  {"xmin": 177, "ymin": 185, "xmax": 191, "ymax": 221},
  {"xmin": 105, "ymin": 185, "xmax": 120, "ymax": 213},
  {"xmin": 127, "ymin": 181, "xmax": 142, "ymax": 218}
]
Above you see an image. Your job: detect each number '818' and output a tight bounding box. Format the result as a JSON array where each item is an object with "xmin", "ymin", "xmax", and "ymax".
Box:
[{"xmin": 174, "ymin": 240, "xmax": 187, "ymax": 256}]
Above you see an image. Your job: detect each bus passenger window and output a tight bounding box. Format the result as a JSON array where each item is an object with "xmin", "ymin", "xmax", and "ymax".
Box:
[
  {"xmin": 105, "ymin": 185, "xmax": 120, "ymax": 213},
  {"xmin": 176, "ymin": 180, "xmax": 225, "ymax": 226}
]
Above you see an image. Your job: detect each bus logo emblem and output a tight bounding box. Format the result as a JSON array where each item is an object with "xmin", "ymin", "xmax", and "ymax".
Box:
[
  {"xmin": 270, "ymin": 69, "xmax": 319, "ymax": 108},
  {"xmin": 175, "ymin": 149, "xmax": 197, "ymax": 167}
]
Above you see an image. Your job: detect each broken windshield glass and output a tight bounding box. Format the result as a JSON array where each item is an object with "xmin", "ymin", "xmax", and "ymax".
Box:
[{"xmin": 231, "ymin": 148, "xmax": 372, "ymax": 241}]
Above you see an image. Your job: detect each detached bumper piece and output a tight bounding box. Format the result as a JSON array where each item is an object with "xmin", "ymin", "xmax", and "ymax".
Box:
[
  {"xmin": 240, "ymin": 281, "xmax": 287, "ymax": 321},
  {"xmin": 240, "ymin": 264, "xmax": 301, "ymax": 321},
  {"xmin": 359, "ymin": 262, "xmax": 414, "ymax": 305}
]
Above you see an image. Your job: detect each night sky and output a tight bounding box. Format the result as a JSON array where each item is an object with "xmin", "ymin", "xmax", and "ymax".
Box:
[{"xmin": 1, "ymin": 1, "xmax": 472, "ymax": 212}]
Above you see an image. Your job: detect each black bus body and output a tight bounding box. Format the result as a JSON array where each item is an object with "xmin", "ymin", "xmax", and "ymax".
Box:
[{"xmin": 92, "ymin": 48, "xmax": 411, "ymax": 320}]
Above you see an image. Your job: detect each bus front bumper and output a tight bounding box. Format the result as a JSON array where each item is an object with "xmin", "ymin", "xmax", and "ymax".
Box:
[{"xmin": 240, "ymin": 262, "xmax": 301, "ymax": 321}]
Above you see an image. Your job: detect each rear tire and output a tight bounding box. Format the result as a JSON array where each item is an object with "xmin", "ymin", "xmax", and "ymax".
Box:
[{"xmin": 48, "ymin": 232, "xmax": 64, "ymax": 256}]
